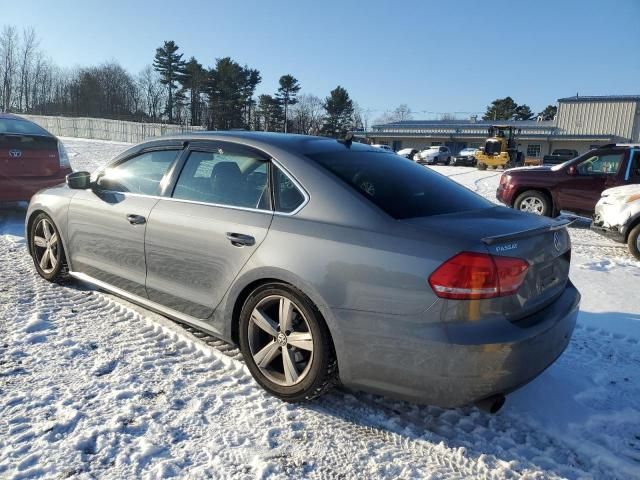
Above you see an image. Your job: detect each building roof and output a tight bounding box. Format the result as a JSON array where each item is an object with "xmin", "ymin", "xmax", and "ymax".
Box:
[
  {"xmin": 371, "ymin": 119, "xmax": 554, "ymax": 129},
  {"xmin": 557, "ymin": 94, "xmax": 640, "ymax": 103}
]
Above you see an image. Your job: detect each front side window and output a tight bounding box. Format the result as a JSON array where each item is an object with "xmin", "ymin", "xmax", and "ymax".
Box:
[
  {"xmin": 273, "ymin": 165, "xmax": 305, "ymax": 213},
  {"xmin": 172, "ymin": 149, "xmax": 268, "ymax": 209},
  {"xmin": 97, "ymin": 149, "xmax": 178, "ymax": 195},
  {"xmin": 576, "ymin": 152, "xmax": 624, "ymax": 176},
  {"xmin": 307, "ymin": 148, "xmax": 491, "ymax": 219}
]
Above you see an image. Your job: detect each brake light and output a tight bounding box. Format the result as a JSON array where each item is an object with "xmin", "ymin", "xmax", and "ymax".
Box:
[
  {"xmin": 58, "ymin": 141, "xmax": 70, "ymax": 169},
  {"xmin": 428, "ymin": 252, "xmax": 529, "ymax": 300}
]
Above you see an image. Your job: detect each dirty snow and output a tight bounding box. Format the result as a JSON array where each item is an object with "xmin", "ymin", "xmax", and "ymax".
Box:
[{"xmin": 0, "ymin": 139, "xmax": 639, "ymax": 479}]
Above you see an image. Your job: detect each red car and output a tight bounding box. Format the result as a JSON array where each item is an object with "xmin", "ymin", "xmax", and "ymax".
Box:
[
  {"xmin": 497, "ymin": 144, "xmax": 640, "ymax": 216},
  {"xmin": 0, "ymin": 113, "xmax": 72, "ymax": 202}
]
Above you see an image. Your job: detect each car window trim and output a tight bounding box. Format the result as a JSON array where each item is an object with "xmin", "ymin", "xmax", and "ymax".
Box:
[{"xmin": 270, "ymin": 157, "xmax": 309, "ymax": 216}]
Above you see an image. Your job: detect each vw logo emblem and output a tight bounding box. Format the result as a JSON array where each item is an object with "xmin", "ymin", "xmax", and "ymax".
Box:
[
  {"xmin": 553, "ymin": 231, "xmax": 562, "ymax": 252},
  {"xmin": 276, "ymin": 332, "xmax": 288, "ymax": 347},
  {"xmin": 9, "ymin": 149, "xmax": 22, "ymax": 158}
]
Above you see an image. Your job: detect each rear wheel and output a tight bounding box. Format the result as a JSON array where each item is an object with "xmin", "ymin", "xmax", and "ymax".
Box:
[
  {"xmin": 30, "ymin": 213, "xmax": 68, "ymax": 282},
  {"xmin": 514, "ymin": 190, "xmax": 551, "ymax": 216},
  {"xmin": 627, "ymin": 224, "xmax": 640, "ymax": 260},
  {"xmin": 477, "ymin": 162, "xmax": 487, "ymax": 170},
  {"xmin": 239, "ymin": 283, "xmax": 337, "ymax": 402}
]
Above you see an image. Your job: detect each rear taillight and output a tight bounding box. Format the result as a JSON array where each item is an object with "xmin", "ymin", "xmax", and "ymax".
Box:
[
  {"xmin": 428, "ymin": 252, "xmax": 529, "ymax": 300},
  {"xmin": 58, "ymin": 141, "xmax": 70, "ymax": 169}
]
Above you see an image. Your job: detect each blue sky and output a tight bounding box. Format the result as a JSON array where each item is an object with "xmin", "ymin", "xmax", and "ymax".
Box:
[{"xmin": 6, "ymin": 0, "xmax": 640, "ymax": 119}]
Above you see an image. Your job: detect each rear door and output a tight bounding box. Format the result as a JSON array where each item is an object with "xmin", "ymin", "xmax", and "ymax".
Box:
[
  {"xmin": 67, "ymin": 146, "xmax": 182, "ymax": 297},
  {"xmin": 555, "ymin": 149, "xmax": 626, "ymax": 214},
  {"xmin": 144, "ymin": 141, "xmax": 274, "ymax": 318}
]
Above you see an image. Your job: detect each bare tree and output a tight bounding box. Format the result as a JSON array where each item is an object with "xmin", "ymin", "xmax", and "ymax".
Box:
[
  {"xmin": 0, "ymin": 25, "xmax": 19, "ymax": 111},
  {"xmin": 289, "ymin": 93, "xmax": 324, "ymax": 134},
  {"xmin": 138, "ymin": 65, "xmax": 165, "ymax": 121},
  {"xmin": 374, "ymin": 103, "xmax": 414, "ymax": 125},
  {"xmin": 18, "ymin": 27, "xmax": 38, "ymax": 111}
]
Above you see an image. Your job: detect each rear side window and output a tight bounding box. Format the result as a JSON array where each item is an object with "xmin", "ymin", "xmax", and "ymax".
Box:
[
  {"xmin": 0, "ymin": 118, "xmax": 49, "ymax": 136},
  {"xmin": 306, "ymin": 149, "xmax": 491, "ymax": 219},
  {"xmin": 97, "ymin": 149, "xmax": 178, "ymax": 195},
  {"xmin": 172, "ymin": 149, "xmax": 269, "ymax": 209},
  {"xmin": 273, "ymin": 165, "xmax": 305, "ymax": 213}
]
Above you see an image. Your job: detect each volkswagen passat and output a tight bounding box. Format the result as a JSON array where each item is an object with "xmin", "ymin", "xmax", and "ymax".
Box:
[{"xmin": 26, "ymin": 132, "xmax": 580, "ymax": 409}]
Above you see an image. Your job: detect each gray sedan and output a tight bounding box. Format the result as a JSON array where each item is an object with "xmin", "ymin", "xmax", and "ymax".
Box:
[{"xmin": 26, "ymin": 132, "xmax": 580, "ymax": 411}]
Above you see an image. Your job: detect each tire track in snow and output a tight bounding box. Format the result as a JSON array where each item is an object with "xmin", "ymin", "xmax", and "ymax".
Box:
[{"xmin": 0, "ymin": 237, "xmax": 629, "ymax": 479}]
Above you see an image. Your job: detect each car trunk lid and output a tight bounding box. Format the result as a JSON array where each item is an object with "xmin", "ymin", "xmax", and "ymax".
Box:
[
  {"xmin": 0, "ymin": 134, "xmax": 60, "ymax": 177},
  {"xmin": 404, "ymin": 207, "xmax": 572, "ymax": 320}
]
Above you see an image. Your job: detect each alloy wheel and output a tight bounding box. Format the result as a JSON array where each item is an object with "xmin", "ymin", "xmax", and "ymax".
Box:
[
  {"xmin": 248, "ymin": 295, "xmax": 314, "ymax": 386},
  {"xmin": 33, "ymin": 218, "xmax": 60, "ymax": 274},
  {"xmin": 519, "ymin": 197, "xmax": 545, "ymax": 215}
]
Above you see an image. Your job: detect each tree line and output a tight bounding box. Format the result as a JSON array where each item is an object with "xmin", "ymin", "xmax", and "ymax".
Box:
[{"xmin": 0, "ymin": 25, "xmax": 361, "ymax": 137}]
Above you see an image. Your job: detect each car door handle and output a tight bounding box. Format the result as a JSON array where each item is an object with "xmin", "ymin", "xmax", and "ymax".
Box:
[
  {"xmin": 226, "ymin": 232, "xmax": 255, "ymax": 247},
  {"xmin": 126, "ymin": 214, "xmax": 146, "ymax": 225}
]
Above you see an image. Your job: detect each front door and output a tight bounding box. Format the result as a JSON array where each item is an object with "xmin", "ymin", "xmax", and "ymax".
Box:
[
  {"xmin": 144, "ymin": 142, "xmax": 273, "ymax": 318},
  {"xmin": 556, "ymin": 150, "xmax": 626, "ymax": 214},
  {"xmin": 67, "ymin": 148, "xmax": 181, "ymax": 297}
]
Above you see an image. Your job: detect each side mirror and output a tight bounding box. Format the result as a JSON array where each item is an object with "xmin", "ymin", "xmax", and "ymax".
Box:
[
  {"xmin": 66, "ymin": 171, "xmax": 91, "ymax": 189},
  {"xmin": 567, "ymin": 165, "xmax": 577, "ymax": 176}
]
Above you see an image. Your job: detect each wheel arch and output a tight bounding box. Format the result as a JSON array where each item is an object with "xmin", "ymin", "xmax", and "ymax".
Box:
[
  {"xmin": 622, "ymin": 212, "xmax": 640, "ymax": 241},
  {"xmin": 222, "ymin": 268, "xmax": 347, "ymax": 379}
]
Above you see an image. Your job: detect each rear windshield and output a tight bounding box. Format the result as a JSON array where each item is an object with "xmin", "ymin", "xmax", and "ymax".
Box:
[
  {"xmin": 0, "ymin": 118, "xmax": 49, "ymax": 136},
  {"xmin": 306, "ymin": 149, "xmax": 491, "ymax": 219}
]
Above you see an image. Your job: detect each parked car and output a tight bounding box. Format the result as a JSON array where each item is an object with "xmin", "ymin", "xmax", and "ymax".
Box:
[
  {"xmin": 0, "ymin": 113, "xmax": 72, "ymax": 202},
  {"xmin": 591, "ymin": 184, "xmax": 640, "ymax": 260},
  {"xmin": 496, "ymin": 144, "xmax": 640, "ymax": 217},
  {"xmin": 371, "ymin": 144, "xmax": 393, "ymax": 151},
  {"xmin": 26, "ymin": 132, "xmax": 579, "ymax": 411},
  {"xmin": 397, "ymin": 147, "xmax": 419, "ymax": 159},
  {"xmin": 542, "ymin": 149, "xmax": 579, "ymax": 166},
  {"xmin": 417, "ymin": 146, "xmax": 452, "ymax": 165},
  {"xmin": 451, "ymin": 147, "xmax": 478, "ymax": 166}
]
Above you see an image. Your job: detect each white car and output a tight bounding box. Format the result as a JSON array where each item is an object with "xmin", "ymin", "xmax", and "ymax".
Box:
[
  {"xmin": 417, "ymin": 146, "xmax": 452, "ymax": 165},
  {"xmin": 591, "ymin": 184, "xmax": 640, "ymax": 260},
  {"xmin": 371, "ymin": 144, "xmax": 393, "ymax": 151}
]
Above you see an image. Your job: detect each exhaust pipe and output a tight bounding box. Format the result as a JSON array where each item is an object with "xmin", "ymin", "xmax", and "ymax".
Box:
[{"xmin": 475, "ymin": 394, "xmax": 505, "ymax": 414}]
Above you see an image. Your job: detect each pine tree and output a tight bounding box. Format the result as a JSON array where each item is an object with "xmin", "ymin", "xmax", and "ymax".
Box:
[
  {"xmin": 537, "ymin": 104, "xmax": 557, "ymax": 120},
  {"xmin": 153, "ymin": 40, "xmax": 185, "ymax": 123},
  {"xmin": 514, "ymin": 104, "xmax": 534, "ymax": 120},
  {"xmin": 257, "ymin": 94, "xmax": 283, "ymax": 131},
  {"xmin": 321, "ymin": 86, "xmax": 354, "ymax": 137},
  {"xmin": 275, "ymin": 74, "xmax": 301, "ymax": 133},
  {"xmin": 483, "ymin": 97, "xmax": 518, "ymax": 121},
  {"xmin": 180, "ymin": 57, "xmax": 206, "ymax": 126}
]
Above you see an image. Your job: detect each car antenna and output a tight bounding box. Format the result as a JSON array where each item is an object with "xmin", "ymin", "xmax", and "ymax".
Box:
[{"xmin": 337, "ymin": 131, "xmax": 354, "ymax": 147}]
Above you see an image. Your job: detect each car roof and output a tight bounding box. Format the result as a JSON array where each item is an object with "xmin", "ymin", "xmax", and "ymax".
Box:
[{"xmin": 0, "ymin": 112, "xmax": 23, "ymax": 120}]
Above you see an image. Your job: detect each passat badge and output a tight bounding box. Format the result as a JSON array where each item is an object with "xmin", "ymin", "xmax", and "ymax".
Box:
[
  {"xmin": 9, "ymin": 149, "xmax": 22, "ymax": 158},
  {"xmin": 496, "ymin": 242, "xmax": 518, "ymax": 253}
]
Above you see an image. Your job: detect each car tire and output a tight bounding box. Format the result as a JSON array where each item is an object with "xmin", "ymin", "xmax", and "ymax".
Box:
[
  {"xmin": 514, "ymin": 190, "xmax": 551, "ymax": 216},
  {"xmin": 477, "ymin": 162, "xmax": 487, "ymax": 170},
  {"xmin": 238, "ymin": 282, "xmax": 337, "ymax": 402},
  {"xmin": 627, "ymin": 223, "xmax": 640, "ymax": 260},
  {"xmin": 445, "ymin": 156, "xmax": 451, "ymax": 165},
  {"xmin": 29, "ymin": 212, "xmax": 69, "ymax": 283}
]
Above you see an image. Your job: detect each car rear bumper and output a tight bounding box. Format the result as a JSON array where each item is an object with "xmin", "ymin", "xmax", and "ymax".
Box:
[
  {"xmin": 335, "ymin": 281, "xmax": 580, "ymax": 407},
  {"xmin": 0, "ymin": 170, "xmax": 70, "ymax": 202}
]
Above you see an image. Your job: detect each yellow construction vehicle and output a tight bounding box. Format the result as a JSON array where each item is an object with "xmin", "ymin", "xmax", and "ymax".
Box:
[{"xmin": 475, "ymin": 125, "xmax": 523, "ymax": 170}]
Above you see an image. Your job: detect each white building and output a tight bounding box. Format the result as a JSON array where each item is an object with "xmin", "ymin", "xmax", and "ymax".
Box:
[{"xmin": 358, "ymin": 95, "xmax": 640, "ymax": 161}]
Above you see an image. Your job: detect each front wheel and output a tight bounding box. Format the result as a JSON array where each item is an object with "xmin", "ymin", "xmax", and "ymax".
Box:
[
  {"xmin": 514, "ymin": 190, "xmax": 551, "ymax": 216},
  {"xmin": 477, "ymin": 162, "xmax": 487, "ymax": 170},
  {"xmin": 627, "ymin": 224, "xmax": 640, "ymax": 260},
  {"xmin": 30, "ymin": 212, "xmax": 69, "ymax": 282},
  {"xmin": 239, "ymin": 283, "xmax": 337, "ymax": 402}
]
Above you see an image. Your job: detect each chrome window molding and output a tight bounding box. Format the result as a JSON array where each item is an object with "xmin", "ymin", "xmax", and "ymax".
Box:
[{"xmin": 91, "ymin": 157, "xmax": 310, "ymax": 217}]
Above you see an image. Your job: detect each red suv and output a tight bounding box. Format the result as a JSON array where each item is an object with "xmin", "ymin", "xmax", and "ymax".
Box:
[
  {"xmin": 0, "ymin": 113, "xmax": 72, "ymax": 202},
  {"xmin": 496, "ymin": 144, "xmax": 640, "ymax": 216}
]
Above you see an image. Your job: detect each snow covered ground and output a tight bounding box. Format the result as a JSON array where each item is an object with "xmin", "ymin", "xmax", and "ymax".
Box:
[{"xmin": 0, "ymin": 138, "xmax": 639, "ymax": 479}]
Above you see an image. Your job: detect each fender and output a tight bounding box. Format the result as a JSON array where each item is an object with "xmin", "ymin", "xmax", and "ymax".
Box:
[{"xmin": 622, "ymin": 211, "xmax": 640, "ymax": 239}]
